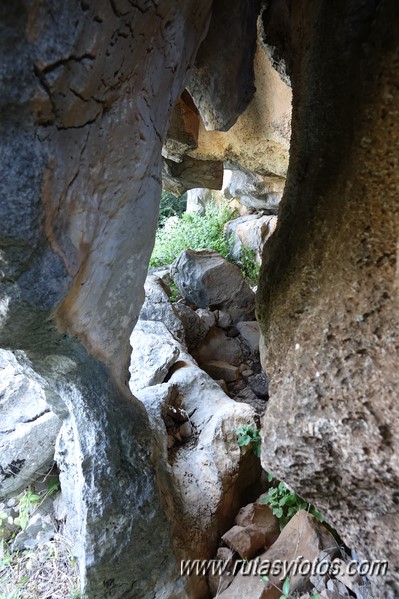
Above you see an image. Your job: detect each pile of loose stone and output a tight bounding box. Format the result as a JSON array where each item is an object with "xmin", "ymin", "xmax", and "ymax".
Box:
[{"xmin": 209, "ymin": 493, "xmax": 372, "ymax": 599}]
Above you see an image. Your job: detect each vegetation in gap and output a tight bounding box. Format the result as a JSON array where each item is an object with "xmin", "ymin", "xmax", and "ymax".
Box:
[
  {"xmin": 150, "ymin": 202, "xmax": 235, "ymax": 268},
  {"xmin": 235, "ymin": 246, "xmax": 260, "ymax": 286},
  {"xmin": 0, "ymin": 478, "xmax": 80, "ymax": 599},
  {"xmin": 158, "ymin": 191, "xmax": 187, "ymax": 227},
  {"xmin": 236, "ymin": 423, "xmax": 262, "ymax": 457},
  {"xmin": 236, "ymin": 424, "xmax": 324, "ymax": 530}
]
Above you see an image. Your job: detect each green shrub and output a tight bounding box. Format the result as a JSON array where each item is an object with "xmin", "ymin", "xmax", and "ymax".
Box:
[
  {"xmin": 150, "ymin": 202, "xmax": 235, "ymax": 268},
  {"xmin": 158, "ymin": 191, "xmax": 187, "ymax": 226},
  {"xmin": 235, "ymin": 246, "xmax": 260, "ymax": 286}
]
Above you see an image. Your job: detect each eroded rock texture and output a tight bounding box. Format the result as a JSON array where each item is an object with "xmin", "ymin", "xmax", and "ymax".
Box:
[
  {"xmin": 1, "ymin": 2, "xmax": 213, "ymax": 597},
  {"xmin": 257, "ymin": 1, "xmax": 399, "ymax": 596}
]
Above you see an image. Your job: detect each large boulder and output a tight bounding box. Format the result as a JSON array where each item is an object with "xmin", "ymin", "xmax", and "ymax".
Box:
[
  {"xmin": 225, "ymin": 214, "xmax": 278, "ymax": 262},
  {"xmin": 129, "ymin": 321, "xmax": 181, "ymax": 393},
  {"xmin": 171, "ymin": 249, "xmax": 255, "ymax": 321},
  {"xmin": 223, "ymin": 169, "xmax": 284, "ymax": 213}
]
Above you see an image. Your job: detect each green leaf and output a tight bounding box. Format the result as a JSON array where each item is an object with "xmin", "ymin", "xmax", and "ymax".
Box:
[
  {"xmin": 237, "ymin": 435, "xmax": 251, "ymax": 447},
  {"xmin": 273, "ymin": 507, "xmax": 283, "ymax": 518},
  {"xmin": 282, "ymin": 576, "xmax": 290, "ymax": 595},
  {"xmin": 261, "ymin": 575, "xmax": 269, "ymax": 583}
]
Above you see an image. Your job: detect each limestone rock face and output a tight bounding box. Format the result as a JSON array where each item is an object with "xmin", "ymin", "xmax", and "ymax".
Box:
[
  {"xmin": 131, "ymin": 321, "xmax": 260, "ymax": 599},
  {"xmin": 1, "ymin": 2, "xmax": 214, "ymax": 598},
  {"xmin": 162, "ymin": 38, "xmax": 292, "ymax": 195},
  {"xmin": 0, "ymin": 350, "xmax": 63, "ymax": 498},
  {"xmin": 256, "ymin": 2, "xmax": 399, "ymax": 596},
  {"xmin": 187, "ymin": 42, "xmax": 292, "ymax": 178},
  {"xmin": 162, "ymin": 155, "xmax": 224, "ymax": 196}
]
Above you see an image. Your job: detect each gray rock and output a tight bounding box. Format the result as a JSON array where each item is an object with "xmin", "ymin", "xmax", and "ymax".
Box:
[
  {"xmin": 186, "ymin": 0, "xmax": 260, "ymax": 131},
  {"xmin": 202, "ymin": 360, "xmax": 240, "ymax": 382},
  {"xmin": 186, "ymin": 188, "xmax": 215, "ymax": 215},
  {"xmin": 0, "ymin": 1, "xmax": 223, "ymax": 597},
  {"xmin": 237, "ymin": 321, "xmax": 260, "ymax": 352},
  {"xmin": 196, "ymin": 308, "xmax": 217, "ymax": 330},
  {"xmin": 0, "ymin": 351, "xmax": 61, "ymax": 499},
  {"xmin": 139, "ymin": 273, "xmax": 185, "ymax": 343},
  {"xmin": 257, "ymin": 8, "xmax": 399, "ymax": 597},
  {"xmin": 171, "ymin": 249, "xmax": 255, "ymax": 321},
  {"xmin": 223, "ymin": 169, "xmax": 284, "ymax": 211},
  {"xmin": 215, "ymin": 310, "xmax": 233, "ymax": 329},
  {"xmin": 135, "ymin": 356, "xmax": 259, "ymax": 567},
  {"xmin": 172, "ymin": 303, "xmax": 209, "ymax": 351},
  {"xmin": 12, "ymin": 512, "xmax": 54, "ymax": 550},
  {"xmin": 129, "ymin": 321, "xmax": 180, "ymax": 393},
  {"xmin": 248, "ymin": 372, "xmax": 269, "ymax": 399},
  {"xmin": 193, "ymin": 326, "xmax": 243, "ymax": 366}
]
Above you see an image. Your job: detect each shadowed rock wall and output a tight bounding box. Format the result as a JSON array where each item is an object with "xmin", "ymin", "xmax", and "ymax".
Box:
[
  {"xmin": 257, "ymin": 1, "xmax": 399, "ymax": 596},
  {"xmin": 0, "ymin": 1, "xmax": 213, "ymax": 597}
]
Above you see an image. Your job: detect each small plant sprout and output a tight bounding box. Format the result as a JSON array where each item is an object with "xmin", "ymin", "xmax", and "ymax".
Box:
[
  {"xmin": 235, "ymin": 424, "xmax": 261, "ymax": 457},
  {"xmin": 261, "ymin": 481, "xmax": 325, "ymax": 530}
]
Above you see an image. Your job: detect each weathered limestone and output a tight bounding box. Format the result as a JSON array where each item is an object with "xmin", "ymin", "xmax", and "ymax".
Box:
[
  {"xmin": 187, "ymin": 0, "xmax": 261, "ymax": 131},
  {"xmin": 223, "ymin": 169, "xmax": 284, "ymax": 212},
  {"xmin": 0, "ymin": 350, "xmax": 64, "ymax": 498},
  {"xmin": 162, "ymin": 155, "xmax": 224, "ymax": 196},
  {"xmin": 256, "ymin": 2, "xmax": 399, "ymax": 596},
  {"xmin": 1, "ymin": 2, "xmax": 214, "ymax": 597},
  {"xmin": 187, "ymin": 42, "xmax": 292, "ymax": 177}
]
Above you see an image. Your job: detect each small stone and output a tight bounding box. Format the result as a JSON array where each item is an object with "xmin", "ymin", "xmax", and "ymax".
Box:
[
  {"xmin": 242, "ymin": 369, "xmax": 253, "ymax": 377},
  {"xmin": 196, "ymin": 308, "xmax": 216, "ymax": 330},
  {"xmin": 179, "ymin": 422, "xmax": 192, "ymax": 439},
  {"xmin": 248, "ymin": 372, "xmax": 269, "ymax": 399},
  {"xmin": 228, "ymin": 379, "xmax": 246, "ymax": 392},
  {"xmin": 222, "ymin": 525, "xmax": 265, "ymax": 559},
  {"xmin": 235, "ymin": 501, "xmax": 280, "ymax": 547},
  {"xmin": 217, "ymin": 310, "xmax": 232, "ymax": 329},
  {"xmin": 167, "ymin": 435, "xmax": 175, "ymax": 449},
  {"xmin": 166, "ymin": 405, "xmax": 188, "ymax": 423},
  {"xmin": 12, "ymin": 512, "xmax": 54, "ymax": 550},
  {"xmin": 202, "ymin": 361, "xmax": 240, "ymax": 382}
]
